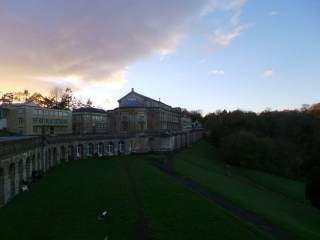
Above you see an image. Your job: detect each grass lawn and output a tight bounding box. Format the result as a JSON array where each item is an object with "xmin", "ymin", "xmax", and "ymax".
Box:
[
  {"xmin": 0, "ymin": 155, "xmax": 269, "ymax": 240},
  {"xmin": 173, "ymin": 141, "xmax": 320, "ymax": 240}
]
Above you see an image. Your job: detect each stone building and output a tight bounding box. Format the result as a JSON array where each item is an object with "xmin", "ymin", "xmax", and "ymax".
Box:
[
  {"xmin": 181, "ymin": 115, "xmax": 193, "ymax": 132},
  {"xmin": 112, "ymin": 88, "xmax": 183, "ymax": 134},
  {"xmin": 0, "ymin": 107, "xmax": 8, "ymax": 130},
  {"xmin": 72, "ymin": 107, "xmax": 109, "ymax": 134},
  {"xmin": 1, "ymin": 103, "xmax": 72, "ymax": 135}
]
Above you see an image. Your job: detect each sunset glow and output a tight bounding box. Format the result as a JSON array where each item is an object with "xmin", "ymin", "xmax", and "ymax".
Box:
[{"xmin": 0, "ymin": 0, "xmax": 319, "ymax": 112}]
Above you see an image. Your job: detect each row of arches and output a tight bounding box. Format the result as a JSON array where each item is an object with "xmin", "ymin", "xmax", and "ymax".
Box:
[
  {"xmin": 0, "ymin": 152, "xmax": 41, "ymax": 205},
  {"xmin": 45, "ymin": 141, "xmax": 126, "ymax": 165}
]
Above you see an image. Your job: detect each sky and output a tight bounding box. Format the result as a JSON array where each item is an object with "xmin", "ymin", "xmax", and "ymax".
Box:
[{"xmin": 0, "ymin": 0, "xmax": 319, "ymax": 114}]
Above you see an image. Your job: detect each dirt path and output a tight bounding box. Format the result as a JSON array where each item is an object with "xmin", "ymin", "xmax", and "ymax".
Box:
[
  {"xmin": 122, "ymin": 159, "xmax": 150, "ymax": 240},
  {"xmin": 147, "ymin": 155, "xmax": 294, "ymax": 240}
]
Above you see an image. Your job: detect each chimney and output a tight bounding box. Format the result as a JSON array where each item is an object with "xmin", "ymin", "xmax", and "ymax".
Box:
[{"xmin": 131, "ymin": 88, "xmax": 134, "ymax": 92}]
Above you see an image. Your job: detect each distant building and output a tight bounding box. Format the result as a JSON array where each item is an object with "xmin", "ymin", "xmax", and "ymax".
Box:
[
  {"xmin": 112, "ymin": 88, "xmax": 182, "ymax": 134},
  {"xmin": 0, "ymin": 107, "xmax": 8, "ymax": 130},
  {"xmin": 72, "ymin": 107, "xmax": 109, "ymax": 134},
  {"xmin": 2, "ymin": 103, "xmax": 72, "ymax": 135},
  {"xmin": 191, "ymin": 120, "xmax": 203, "ymax": 130},
  {"xmin": 0, "ymin": 89, "xmax": 198, "ymax": 136},
  {"xmin": 181, "ymin": 115, "xmax": 192, "ymax": 132}
]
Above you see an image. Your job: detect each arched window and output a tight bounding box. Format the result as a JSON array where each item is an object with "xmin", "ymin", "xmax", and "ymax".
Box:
[
  {"xmin": 9, "ymin": 164, "xmax": 16, "ymax": 198},
  {"xmin": 26, "ymin": 158, "xmax": 31, "ymax": 179},
  {"xmin": 0, "ymin": 168, "xmax": 5, "ymax": 205},
  {"xmin": 68, "ymin": 145, "xmax": 75, "ymax": 161},
  {"xmin": 118, "ymin": 141, "xmax": 125, "ymax": 154},
  {"xmin": 77, "ymin": 145, "xmax": 83, "ymax": 159},
  {"xmin": 18, "ymin": 160, "xmax": 23, "ymax": 183},
  {"xmin": 97, "ymin": 143, "xmax": 104, "ymax": 156},
  {"xmin": 60, "ymin": 146, "xmax": 66, "ymax": 162},
  {"xmin": 87, "ymin": 143, "xmax": 94, "ymax": 157},
  {"xmin": 107, "ymin": 142, "xmax": 114, "ymax": 154}
]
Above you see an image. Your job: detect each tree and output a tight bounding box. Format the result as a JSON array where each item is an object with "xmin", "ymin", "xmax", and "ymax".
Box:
[
  {"xmin": 306, "ymin": 166, "xmax": 320, "ymax": 209},
  {"xmin": 188, "ymin": 110, "xmax": 203, "ymax": 122},
  {"xmin": 85, "ymin": 98, "xmax": 93, "ymax": 108},
  {"xmin": 0, "ymin": 93, "xmax": 14, "ymax": 104},
  {"xmin": 50, "ymin": 87, "xmax": 63, "ymax": 108},
  {"xmin": 57, "ymin": 88, "xmax": 75, "ymax": 110}
]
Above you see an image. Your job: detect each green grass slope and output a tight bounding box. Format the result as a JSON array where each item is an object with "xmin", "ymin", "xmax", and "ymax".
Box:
[
  {"xmin": 0, "ymin": 156, "xmax": 269, "ymax": 240},
  {"xmin": 173, "ymin": 141, "xmax": 320, "ymax": 240}
]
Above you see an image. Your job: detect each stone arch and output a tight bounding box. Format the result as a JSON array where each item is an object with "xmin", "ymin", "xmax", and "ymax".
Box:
[
  {"xmin": 97, "ymin": 142, "xmax": 104, "ymax": 157},
  {"xmin": 0, "ymin": 168, "xmax": 5, "ymax": 205},
  {"xmin": 48, "ymin": 148, "xmax": 52, "ymax": 168},
  {"xmin": 118, "ymin": 140, "xmax": 125, "ymax": 154},
  {"xmin": 9, "ymin": 163, "xmax": 16, "ymax": 198},
  {"xmin": 77, "ymin": 144, "xmax": 84, "ymax": 159},
  {"xmin": 60, "ymin": 145, "xmax": 66, "ymax": 162},
  {"xmin": 32, "ymin": 154, "xmax": 36, "ymax": 171},
  {"xmin": 44, "ymin": 149, "xmax": 49, "ymax": 171},
  {"xmin": 107, "ymin": 142, "xmax": 114, "ymax": 155},
  {"xmin": 18, "ymin": 159, "xmax": 24, "ymax": 184},
  {"xmin": 26, "ymin": 157, "xmax": 31, "ymax": 180},
  {"xmin": 68, "ymin": 145, "xmax": 75, "ymax": 161},
  {"xmin": 37, "ymin": 152, "xmax": 41, "ymax": 171},
  {"xmin": 53, "ymin": 147, "xmax": 58, "ymax": 166},
  {"xmin": 87, "ymin": 143, "xmax": 94, "ymax": 157}
]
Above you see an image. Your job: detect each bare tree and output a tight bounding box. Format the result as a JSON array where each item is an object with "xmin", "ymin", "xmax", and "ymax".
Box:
[{"xmin": 50, "ymin": 87, "xmax": 63, "ymax": 108}]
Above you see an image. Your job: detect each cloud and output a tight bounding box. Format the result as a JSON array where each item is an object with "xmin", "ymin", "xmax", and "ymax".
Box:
[
  {"xmin": 208, "ymin": 25, "xmax": 247, "ymax": 47},
  {"xmin": 0, "ymin": 0, "xmax": 248, "ymax": 96},
  {"xmin": 263, "ymin": 69, "xmax": 274, "ymax": 78},
  {"xmin": 206, "ymin": 1, "xmax": 249, "ymax": 48},
  {"xmin": 0, "ymin": 0, "xmax": 211, "ymax": 93},
  {"xmin": 201, "ymin": 0, "xmax": 247, "ymax": 15},
  {"xmin": 210, "ymin": 69, "xmax": 225, "ymax": 75},
  {"xmin": 230, "ymin": 10, "xmax": 242, "ymax": 26}
]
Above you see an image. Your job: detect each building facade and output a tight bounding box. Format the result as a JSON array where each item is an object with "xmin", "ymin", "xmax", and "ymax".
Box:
[
  {"xmin": 0, "ymin": 107, "xmax": 8, "ymax": 130},
  {"xmin": 72, "ymin": 107, "xmax": 109, "ymax": 134},
  {"xmin": 2, "ymin": 103, "xmax": 72, "ymax": 135},
  {"xmin": 112, "ymin": 88, "xmax": 184, "ymax": 135}
]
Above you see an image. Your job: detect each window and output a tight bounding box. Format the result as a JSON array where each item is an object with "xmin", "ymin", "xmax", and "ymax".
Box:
[
  {"xmin": 122, "ymin": 120, "xmax": 128, "ymax": 131},
  {"xmin": 18, "ymin": 118, "xmax": 24, "ymax": 126},
  {"xmin": 107, "ymin": 142, "xmax": 114, "ymax": 153}
]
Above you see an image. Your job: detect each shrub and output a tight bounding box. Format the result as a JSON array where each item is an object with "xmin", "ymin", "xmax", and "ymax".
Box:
[{"xmin": 306, "ymin": 166, "xmax": 320, "ymax": 209}]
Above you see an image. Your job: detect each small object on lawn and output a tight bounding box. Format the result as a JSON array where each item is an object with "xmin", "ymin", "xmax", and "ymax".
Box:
[
  {"xmin": 98, "ymin": 210, "xmax": 108, "ymax": 221},
  {"xmin": 21, "ymin": 184, "xmax": 29, "ymax": 192}
]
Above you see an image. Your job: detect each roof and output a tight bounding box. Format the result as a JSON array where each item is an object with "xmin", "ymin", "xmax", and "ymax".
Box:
[
  {"xmin": 73, "ymin": 107, "xmax": 106, "ymax": 114},
  {"xmin": 1, "ymin": 103, "xmax": 39, "ymax": 108},
  {"xmin": 118, "ymin": 88, "xmax": 171, "ymax": 108}
]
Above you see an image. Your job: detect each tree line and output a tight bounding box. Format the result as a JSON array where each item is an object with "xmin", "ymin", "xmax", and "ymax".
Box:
[
  {"xmin": 194, "ymin": 106, "xmax": 320, "ymax": 209},
  {"xmin": 203, "ymin": 108, "xmax": 320, "ymax": 179},
  {"xmin": 0, "ymin": 88, "xmax": 94, "ymax": 110}
]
